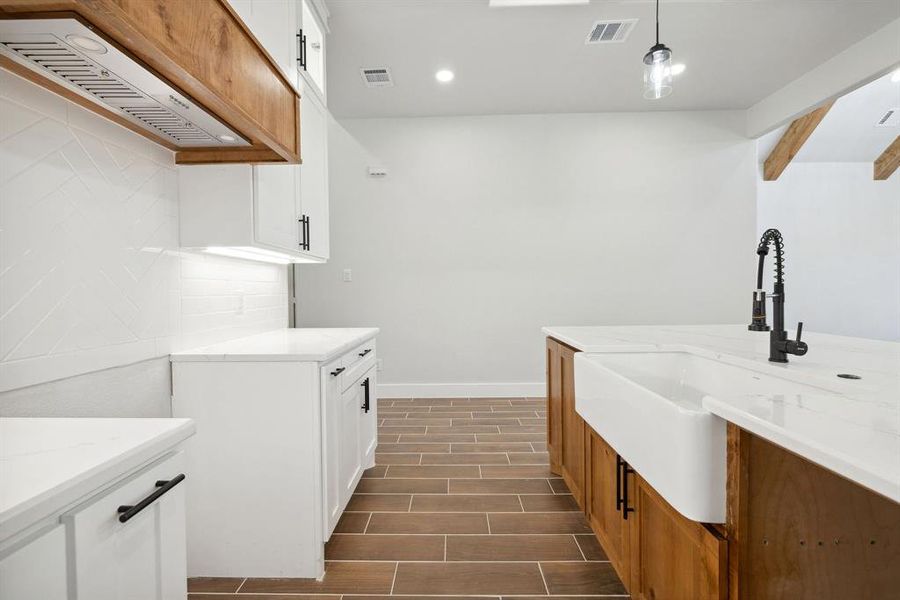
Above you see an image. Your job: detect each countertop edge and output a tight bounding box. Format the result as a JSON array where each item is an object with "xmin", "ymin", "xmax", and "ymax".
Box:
[
  {"xmin": 0, "ymin": 419, "xmax": 196, "ymax": 544},
  {"xmin": 170, "ymin": 328, "xmax": 380, "ymax": 363},
  {"xmin": 703, "ymin": 397, "xmax": 899, "ymax": 504}
]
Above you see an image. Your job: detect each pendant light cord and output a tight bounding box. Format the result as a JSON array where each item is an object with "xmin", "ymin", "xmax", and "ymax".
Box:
[{"xmin": 655, "ymin": 0, "xmax": 660, "ymax": 45}]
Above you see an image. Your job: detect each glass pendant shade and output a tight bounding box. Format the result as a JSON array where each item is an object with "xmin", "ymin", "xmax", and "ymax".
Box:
[{"xmin": 643, "ymin": 43, "xmax": 673, "ymax": 100}]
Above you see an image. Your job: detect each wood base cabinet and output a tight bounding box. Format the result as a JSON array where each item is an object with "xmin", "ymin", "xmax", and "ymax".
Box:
[
  {"xmin": 546, "ymin": 337, "xmax": 586, "ymax": 509},
  {"xmin": 585, "ymin": 428, "xmax": 632, "ymax": 582}
]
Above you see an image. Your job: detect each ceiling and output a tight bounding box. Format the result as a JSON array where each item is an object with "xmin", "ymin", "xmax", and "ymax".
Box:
[
  {"xmin": 757, "ymin": 69, "xmax": 900, "ymax": 162},
  {"xmin": 323, "ymin": 0, "xmax": 900, "ymax": 119}
]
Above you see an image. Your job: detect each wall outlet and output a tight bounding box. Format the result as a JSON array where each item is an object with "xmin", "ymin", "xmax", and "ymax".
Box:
[
  {"xmin": 376, "ymin": 359, "xmax": 383, "ymax": 372},
  {"xmin": 342, "ymin": 269, "xmax": 352, "ymax": 282}
]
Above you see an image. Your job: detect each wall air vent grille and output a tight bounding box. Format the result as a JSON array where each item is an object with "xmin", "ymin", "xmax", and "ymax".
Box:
[
  {"xmin": 0, "ymin": 30, "xmax": 247, "ymax": 147},
  {"xmin": 360, "ymin": 67, "xmax": 393, "ymax": 88},
  {"xmin": 585, "ymin": 19, "xmax": 637, "ymax": 44},
  {"xmin": 875, "ymin": 109, "xmax": 899, "ymax": 127}
]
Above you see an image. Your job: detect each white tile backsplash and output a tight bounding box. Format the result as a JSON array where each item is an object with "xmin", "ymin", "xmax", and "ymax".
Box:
[{"xmin": 0, "ymin": 69, "xmax": 287, "ymax": 406}]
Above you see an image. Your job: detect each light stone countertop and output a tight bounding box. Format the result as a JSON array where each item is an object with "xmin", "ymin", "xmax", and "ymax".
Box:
[
  {"xmin": 543, "ymin": 324, "xmax": 900, "ymax": 503},
  {"xmin": 170, "ymin": 328, "xmax": 380, "ymax": 363},
  {"xmin": 0, "ymin": 417, "xmax": 195, "ymax": 542}
]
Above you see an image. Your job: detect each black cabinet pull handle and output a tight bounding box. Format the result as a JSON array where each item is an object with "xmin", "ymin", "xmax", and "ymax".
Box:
[
  {"xmin": 358, "ymin": 349, "xmax": 372, "ymax": 358},
  {"xmin": 361, "ymin": 378, "xmax": 370, "ymax": 413},
  {"xmin": 331, "ymin": 367, "xmax": 345, "ymax": 377},
  {"xmin": 298, "ymin": 215, "xmax": 310, "ymax": 252},
  {"xmin": 297, "ymin": 31, "xmax": 307, "ymax": 70},
  {"xmin": 117, "ymin": 474, "xmax": 185, "ymax": 523},
  {"xmin": 622, "ymin": 463, "xmax": 635, "ymax": 521},
  {"xmin": 615, "ymin": 455, "xmax": 624, "ymax": 512}
]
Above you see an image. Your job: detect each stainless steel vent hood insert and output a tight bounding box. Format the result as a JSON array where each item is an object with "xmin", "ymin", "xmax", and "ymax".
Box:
[{"xmin": 0, "ymin": 18, "xmax": 249, "ymax": 148}]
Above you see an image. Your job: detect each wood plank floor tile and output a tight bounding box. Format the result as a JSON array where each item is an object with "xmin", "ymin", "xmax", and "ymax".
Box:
[
  {"xmin": 333, "ymin": 511, "xmax": 370, "ymax": 533},
  {"xmin": 355, "ymin": 478, "xmax": 448, "ymax": 494},
  {"xmin": 488, "ymin": 512, "xmax": 593, "ymax": 534},
  {"xmin": 377, "ymin": 443, "xmax": 450, "ymax": 453},
  {"xmin": 453, "ymin": 399, "xmax": 515, "ymax": 405},
  {"xmin": 186, "ymin": 577, "xmax": 243, "ymax": 593},
  {"xmin": 325, "ymin": 534, "xmax": 444, "ymax": 561},
  {"xmin": 539, "ymin": 562, "xmax": 627, "ymax": 595},
  {"xmin": 353, "ymin": 596, "xmax": 499, "ymax": 600},
  {"xmin": 410, "ymin": 494, "xmax": 522, "ymax": 513},
  {"xmin": 508, "ymin": 452, "xmax": 550, "ymax": 465},
  {"xmin": 449, "ymin": 478, "xmax": 554, "ymax": 494},
  {"xmin": 383, "ymin": 418, "xmax": 452, "ymax": 427},
  {"xmin": 379, "ymin": 406, "xmax": 432, "ymax": 413},
  {"xmin": 346, "ymin": 494, "xmax": 412, "ymax": 512},
  {"xmin": 481, "ymin": 465, "xmax": 555, "ymax": 478},
  {"xmin": 451, "ymin": 443, "xmax": 534, "ymax": 453},
  {"xmin": 366, "ymin": 512, "xmax": 489, "ymax": 534},
  {"xmin": 378, "ymin": 426, "xmax": 427, "ymax": 434},
  {"xmin": 428, "ymin": 425, "xmax": 501, "ymax": 434},
  {"xmin": 493, "ymin": 404, "xmax": 543, "ymax": 411},
  {"xmin": 400, "ymin": 434, "xmax": 478, "ymax": 443},
  {"xmin": 497, "ymin": 426, "xmax": 548, "ymax": 434},
  {"xmin": 472, "ymin": 412, "xmax": 538, "ymax": 419},
  {"xmin": 531, "ymin": 442, "xmax": 548, "ymax": 452},
  {"xmin": 477, "ymin": 433, "xmax": 547, "ymax": 443},
  {"xmin": 386, "ymin": 465, "xmax": 481, "ymax": 478},
  {"xmin": 241, "ymin": 562, "xmax": 396, "ymax": 594},
  {"xmin": 375, "ymin": 453, "xmax": 421, "ymax": 465},
  {"xmin": 421, "ymin": 453, "xmax": 509, "ymax": 465},
  {"xmin": 518, "ymin": 418, "xmax": 547, "ymax": 426},
  {"xmin": 363, "ymin": 466, "xmax": 387, "ymax": 478},
  {"xmin": 189, "ymin": 595, "xmax": 340, "ymax": 600},
  {"xmin": 446, "ymin": 534, "xmax": 584, "ymax": 561},
  {"xmin": 520, "ymin": 494, "xmax": 580, "ymax": 511},
  {"xmin": 549, "ymin": 478, "xmax": 571, "ymax": 493},
  {"xmin": 392, "ymin": 562, "xmax": 546, "ymax": 595},
  {"xmin": 575, "ymin": 534, "xmax": 609, "ymax": 561},
  {"xmin": 454, "ymin": 418, "xmax": 521, "ymax": 426}
]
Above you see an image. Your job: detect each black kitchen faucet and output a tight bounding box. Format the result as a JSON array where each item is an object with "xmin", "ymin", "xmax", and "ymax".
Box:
[{"xmin": 748, "ymin": 228, "xmax": 809, "ymax": 363}]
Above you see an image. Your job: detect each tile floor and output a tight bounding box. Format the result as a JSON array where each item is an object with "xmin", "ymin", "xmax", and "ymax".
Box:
[{"xmin": 188, "ymin": 397, "xmax": 629, "ymax": 599}]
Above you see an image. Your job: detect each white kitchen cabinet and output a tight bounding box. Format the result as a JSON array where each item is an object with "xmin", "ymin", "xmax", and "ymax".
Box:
[
  {"xmin": 64, "ymin": 453, "xmax": 187, "ymax": 600},
  {"xmin": 298, "ymin": 0, "xmax": 328, "ymax": 101},
  {"xmin": 171, "ymin": 328, "xmax": 379, "ymax": 578},
  {"xmin": 0, "ymin": 525, "xmax": 68, "ymax": 600},
  {"xmin": 298, "ymin": 77, "xmax": 330, "ymax": 259}
]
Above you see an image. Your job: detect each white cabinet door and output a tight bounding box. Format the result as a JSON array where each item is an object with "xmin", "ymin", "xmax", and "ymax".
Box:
[
  {"xmin": 298, "ymin": 79, "xmax": 329, "ymax": 260},
  {"xmin": 359, "ymin": 369, "xmax": 377, "ymax": 469},
  {"xmin": 299, "ymin": 0, "xmax": 326, "ymax": 97},
  {"xmin": 0, "ymin": 525, "xmax": 68, "ymax": 600},
  {"xmin": 65, "ymin": 453, "xmax": 187, "ymax": 600},
  {"xmin": 249, "ymin": 0, "xmax": 298, "ymax": 87},
  {"xmin": 254, "ymin": 164, "xmax": 300, "ymax": 253},
  {"xmin": 322, "ymin": 361, "xmax": 343, "ymax": 539},
  {"xmin": 339, "ymin": 381, "xmax": 362, "ymax": 509}
]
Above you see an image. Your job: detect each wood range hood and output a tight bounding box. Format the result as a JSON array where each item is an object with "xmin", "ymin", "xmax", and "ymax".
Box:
[{"xmin": 0, "ymin": 0, "xmax": 300, "ymax": 165}]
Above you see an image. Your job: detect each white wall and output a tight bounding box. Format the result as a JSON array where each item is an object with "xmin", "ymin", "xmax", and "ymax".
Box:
[
  {"xmin": 295, "ymin": 112, "xmax": 757, "ymax": 396},
  {"xmin": 0, "ymin": 70, "xmax": 287, "ymax": 416},
  {"xmin": 757, "ymin": 162, "xmax": 900, "ymax": 342}
]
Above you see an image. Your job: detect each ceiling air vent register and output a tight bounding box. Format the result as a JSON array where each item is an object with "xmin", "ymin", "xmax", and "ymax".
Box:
[
  {"xmin": 360, "ymin": 67, "xmax": 394, "ymax": 88},
  {"xmin": 585, "ymin": 19, "xmax": 638, "ymax": 44}
]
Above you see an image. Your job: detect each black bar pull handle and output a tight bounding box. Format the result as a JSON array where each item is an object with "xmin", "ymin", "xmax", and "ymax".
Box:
[
  {"xmin": 361, "ymin": 378, "xmax": 370, "ymax": 413},
  {"xmin": 622, "ymin": 463, "xmax": 635, "ymax": 521},
  {"xmin": 297, "ymin": 30, "xmax": 307, "ymax": 70},
  {"xmin": 615, "ymin": 454, "xmax": 623, "ymax": 512},
  {"xmin": 358, "ymin": 348, "xmax": 372, "ymax": 358},
  {"xmin": 331, "ymin": 367, "xmax": 345, "ymax": 377},
  {"xmin": 117, "ymin": 474, "xmax": 185, "ymax": 523}
]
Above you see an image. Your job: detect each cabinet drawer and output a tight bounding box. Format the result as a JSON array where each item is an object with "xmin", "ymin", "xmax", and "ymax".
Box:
[
  {"xmin": 64, "ymin": 452, "xmax": 187, "ymax": 600},
  {"xmin": 341, "ymin": 339, "xmax": 376, "ymax": 370},
  {"xmin": 342, "ymin": 351, "xmax": 376, "ymax": 392}
]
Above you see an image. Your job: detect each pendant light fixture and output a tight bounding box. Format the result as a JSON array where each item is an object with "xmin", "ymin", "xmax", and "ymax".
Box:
[{"xmin": 643, "ymin": 0, "xmax": 673, "ymax": 100}]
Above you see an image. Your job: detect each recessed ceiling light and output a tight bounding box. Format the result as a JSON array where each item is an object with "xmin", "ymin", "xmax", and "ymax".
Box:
[
  {"xmin": 670, "ymin": 63, "xmax": 686, "ymax": 76},
  {"xmin": 435, "ymin": 69, "xmax": 455, "ymax": 83},
  {"xmin": 489, "ymin": 0, "xmax": 588, "ymax": 6},
  {"xmin": 66, "ymin": 34, "xmax": 107, "ymax": 54},
  {"xmin": 218, "ymin": 134, "xmax": 236, "ymax": 142},
  {"xmin": 891, "ymin": 68, "xmax": 900, "ymax": 83}
]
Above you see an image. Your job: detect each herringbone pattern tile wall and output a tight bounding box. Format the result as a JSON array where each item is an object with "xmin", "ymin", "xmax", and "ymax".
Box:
[{"xmin": 0, "ymin": 70, "xmax": 287, "ymax": 394}]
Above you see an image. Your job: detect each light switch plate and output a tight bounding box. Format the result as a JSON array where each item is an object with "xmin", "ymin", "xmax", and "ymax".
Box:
[{"xmin": 342, "ymin": 269, "xmax": 352, "ymax": 282}]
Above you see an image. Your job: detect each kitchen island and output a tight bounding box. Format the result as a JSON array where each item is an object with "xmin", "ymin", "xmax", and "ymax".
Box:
[{"xmin": 542, "ymin": 324, "xmax": 899, "ymax": 600}]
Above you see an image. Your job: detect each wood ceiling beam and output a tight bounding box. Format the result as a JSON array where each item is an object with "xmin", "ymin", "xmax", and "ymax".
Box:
[
  {"xmin": 763, "ymin": 101, "xmax": 835, "ymax": 181},
  {"xmin": 874, "ymin": 135, "xmax": 900, "ymax": 181}
]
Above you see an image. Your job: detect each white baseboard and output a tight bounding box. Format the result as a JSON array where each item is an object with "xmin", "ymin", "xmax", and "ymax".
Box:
[{"xmin": 377, "ymin": 382, "xmax": 544, "ymax": 399}]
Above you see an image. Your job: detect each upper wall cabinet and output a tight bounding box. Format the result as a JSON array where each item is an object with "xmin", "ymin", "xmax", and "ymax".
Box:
[{"xmin": 0, "ymin": 0, "xmax": 301, "ymax": 164}]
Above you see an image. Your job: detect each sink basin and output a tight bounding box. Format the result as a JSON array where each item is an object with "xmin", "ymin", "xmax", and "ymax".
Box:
[{"xmin": 574, "ymin": 351, "xmax": 819, "ymax": 523}]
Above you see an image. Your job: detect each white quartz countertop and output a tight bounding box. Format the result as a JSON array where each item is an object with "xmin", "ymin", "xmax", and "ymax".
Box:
[
  {"xmin": 170, "ymin": 327, "xmax": 380, "ymax": 363},
  {"xmin": 544, "ymin": 325, "xmax": 900, "ymax": 503},
  {"xmin": 0, "ymin": 418, "xmax": 195, "ymax": 542}
]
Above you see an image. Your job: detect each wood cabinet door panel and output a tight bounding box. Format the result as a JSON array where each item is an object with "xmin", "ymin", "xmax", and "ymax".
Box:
[
  {"xmin": 546, "ymin": 338, "xmax": 562, "ymax": 474},
  {"xmin": 559, "ymin": 344, "xmax": 585, "ymax": 509},
  {"xmin": 631, "ymin": 477, "xmax": 726, "ymax": 600},
  {"xmin": 585, "ymin": 427, "xmax": 631, "ymax": 587}
]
